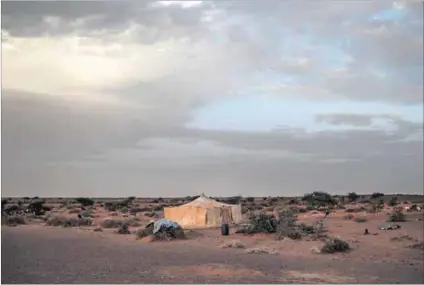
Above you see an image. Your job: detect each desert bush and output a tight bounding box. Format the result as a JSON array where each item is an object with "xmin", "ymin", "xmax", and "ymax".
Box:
[
  {"xmin": 306, "ymin": 205, "xmax": 315, "ymax": 211},
  {"xmin": 347, "ymin": 192, "xmax": 359, "ymax": 202},
  {"xmin": 246, "ymin": 197, "xmax": 254, "ymax": 202},
  {"xmin": 345, "ymin": 207, "xmax": 364, "ymax": 213},
  {"xmin": 354, "ymin": 216, "xmax": 368, "ymax": 223},
  {"xmin": 120, "ymin": 207, "xmax": 129, "ymax": 214},
  {"xmin": 2, "ymin": 215, "xmax": 26, "ymax": 226},
  {"xmin": 1, "ymin": 199, "xmax": 8, "ymax": 209},
  {"xmin": 153, "ymin": 205, "xmax": 163, "ymax": 211},
  {"xmin": 144, "ymin": 212, "xmax": 156, "ymax": 218},
  {"xmin": 302, "ymin": 192, "xmax": 336, "ymax": 206},
  {"xmin": 3, "ymin": 204, "xmax": 21, "ymax": 215},
  {"xmin": 27, "ymin": 199, "xmax": 46, "ymax": 216},
  {"xmin": 288, "ymin": 199, "xmax": 299, "ymax": 205},
  {"xmin": 46, "ymin": 216, "xmax": 92, "ymax": 227},
  {"xmin": 116, "ymin": 224, "xmax": 131, "ymax": 234},
  {"xmin": 387, "ymin": 209, "xmax": 406, "ymax": 222},
  {"xmin": 129, "ymin": 207, "xmax": 150, "ymax": 216},
  {"xmin": 388, "ymin": 197, "xmax": 398, "ymax": 207},
  {"xmin": 321, "ymin": 237, "xmax": 350, "ymax": 253},
  {"xmin": 102, "ymin": 219, "xmax": 126, "ymax": 228},
  {"xmin": 75, "ymin": 197, "xmax": 95, "ymax": 207},
  {"xmin": 268, "ymin": 197, "xmax": 278, "ymax": 204},
  {"xmin": 102, "ymin": 218, "xmax": 140, "ymax": 228},
  {"xmin": 79, "ymin": 210, "xmax": 93, "ymax": 218},
  {"xmin": 94, "ymin": 227, "xmax": 103, "ymax": 232},
  {"xmin": 371, "ymin": 192, "xmax": 385, "ymax": 199}
]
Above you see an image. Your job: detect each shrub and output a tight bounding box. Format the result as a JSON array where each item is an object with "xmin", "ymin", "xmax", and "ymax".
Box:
[
  {"xmin": 387, "ymin": 209, "xmax": 406, "ymax": 222},
  {"xmin": 102, "ymin": 218, "xmax": 140, "ymax": 228},
  {"xmin": 347, "ymin": 192, "xmax": 359, "ymax": 202},
  {"xmin": 371, "ymin": 192, "xmax": 385, "ymax": 199},
  {"xmin": 2, "ymin": 215, "xmax": 26, "ymax": 226},
  {"xmin": 321, "ymin": 237, "xmax": 350, "ymax": 253},
  {"xmin": 246, "ymin": 197, "xmax": 254, "ymax": 202},
  {"xmin": 79, "ymin": 210, "xmax": 93, "ymax": 218},
  {"xmin": 144, "ymin": 212, "xmax": 156, "ymax": 218},
  {"xmin": 345, "ymin": 207, "xmax": 364, "ymax": 213},
  {"xmin": 354, "ymin": 217, "xmax": 368, "ymax": 223},
  {"xmin": 116, "ymin": 224, "xmax": 131, "ymax": 234},
  {"xmin": 288, "ymin": 199, "xmax": 299, "ymax": 205},
  {"xmin": 302, "ymin": 192, "xmax": 336, "ymax": 206},
  {"xmin": 27, "ymin": 199, "xmax": 46, "ymax": 216},
  {"xmin": 120, "ymin": 207, "xmax": 129, "ymax": 214},
  {"xmin": 75, "ymin": 198, "xmax": 95, "ymax": 207},
  {"xmin": 102, "ymin": 219, "xmax": 126, "ymax": 228},
  {"xmin": 153, "ymin": 205, "xmax": 163, "ymax": 211},
  {"xmin": 3, "ymin": 204, "xmax": 21, "ymax": 215},
  {"xmin": 46, "ymin": 216, "xmax": 92, "ymax": 227},
  {"xmin": 129, "ymin": 207, "xmax": 150, "ymax": 216}
]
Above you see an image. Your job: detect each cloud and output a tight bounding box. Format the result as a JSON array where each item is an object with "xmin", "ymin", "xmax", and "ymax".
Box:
[{"xmin": 1, "ymin": 1, "xmax": 423, "ymax": 197}]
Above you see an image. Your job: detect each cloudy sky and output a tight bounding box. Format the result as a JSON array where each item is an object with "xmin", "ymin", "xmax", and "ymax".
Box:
[{"xmin": 2, "ymin": 0, "xmax": 423, "ymax": 197}]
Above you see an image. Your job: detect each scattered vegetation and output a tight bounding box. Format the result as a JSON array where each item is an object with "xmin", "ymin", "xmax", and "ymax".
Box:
[
  {"xmin": 101, "ymin": 218, "xmax": 140, "ymax": 228},
  {"xmin": 27, "ymin": 199, "xmax": 46, "ymax": 216},
  {"xmin": 75, "ymin": 197, "xmax": 95, "ymax": 207},
  {"xmin": 320, "ymin": 237, "xmax": 350, "ymax": 253},
  {"xmin": 347, "ymin": 192, "xmax": 359, "ymax": 202},
  {"xmin": 235, "ymin": 209, "xmax": 325, "ymax": 241},
  {"xmin": 387, "ymin": 209, "xmax": 406, "ymax": 222},
  {"xmin": 46, "ymin": 216, "xmax": 92, "ymax": 227},
  {"xmin": 2, "ymin": 215, "xmax": 26, "ymax": 226},
  {"xmin": 302, "ymin": 191, "xmax": 336, "ymax": 207},
  {"xmin": 79, "ymin": 210, "xmax": 93, "ymax": 218},
  {"xmin": 371, "ymin": 192, "xmax": 385, "ymax": 199},
  {"xmin": 144, "ymin": 212, "xmax": 156, "ymax": 218},
  {"xmin": 116, "ymin": 224, "xmax": 131, "ymax": 234}
]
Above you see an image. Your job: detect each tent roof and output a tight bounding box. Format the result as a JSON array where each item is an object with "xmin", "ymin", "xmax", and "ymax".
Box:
[{"xmin": 180, "ymin": 194, "xmax": 232, "ymax": 208}]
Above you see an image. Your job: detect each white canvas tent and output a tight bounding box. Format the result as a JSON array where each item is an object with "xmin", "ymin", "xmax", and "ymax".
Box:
[{"xmin": 163, "ymin": 194, "xmax": 242, "ymax": 229}]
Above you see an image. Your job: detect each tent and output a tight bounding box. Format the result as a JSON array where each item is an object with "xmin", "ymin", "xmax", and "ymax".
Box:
[{"xmin": 163, "ymin": 194, "xmax": 243, "ymax": 229}]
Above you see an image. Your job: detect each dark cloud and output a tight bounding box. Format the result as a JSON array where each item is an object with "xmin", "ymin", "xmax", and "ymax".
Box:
[
  {"xmin": 2, "ymin": 90, "xmax": 423, "ymax": 196},
  {"xmin": 1, "ymin": 1, "xmax": 423, "ymax": 196}
]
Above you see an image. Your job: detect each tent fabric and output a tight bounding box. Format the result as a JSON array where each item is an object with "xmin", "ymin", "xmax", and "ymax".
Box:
[{"xmin": 164, "ymin": 194, "xmax": 242, "ymax": 229}]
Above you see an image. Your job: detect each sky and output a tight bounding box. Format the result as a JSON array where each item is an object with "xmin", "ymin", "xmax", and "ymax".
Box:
[{"xmin": 1, "ymin": 0, "xmax": 423, "ymax": 197}]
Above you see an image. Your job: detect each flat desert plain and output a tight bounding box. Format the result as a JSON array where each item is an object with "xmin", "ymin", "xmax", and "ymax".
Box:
[{"xmin": 1, "ymin": 196, "xmax": 424, "ymax": 284}]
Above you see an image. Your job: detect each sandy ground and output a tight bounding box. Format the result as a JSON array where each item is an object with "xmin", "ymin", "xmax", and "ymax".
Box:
[{"xmin": 2, "ymin": 213, "xmax": 424, "ymax": 284}]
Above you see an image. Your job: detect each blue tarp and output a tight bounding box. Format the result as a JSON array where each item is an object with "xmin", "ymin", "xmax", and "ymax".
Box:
[{"xmin": 153, "ymin": 218, "xmax": 180, "ymax": 234}]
